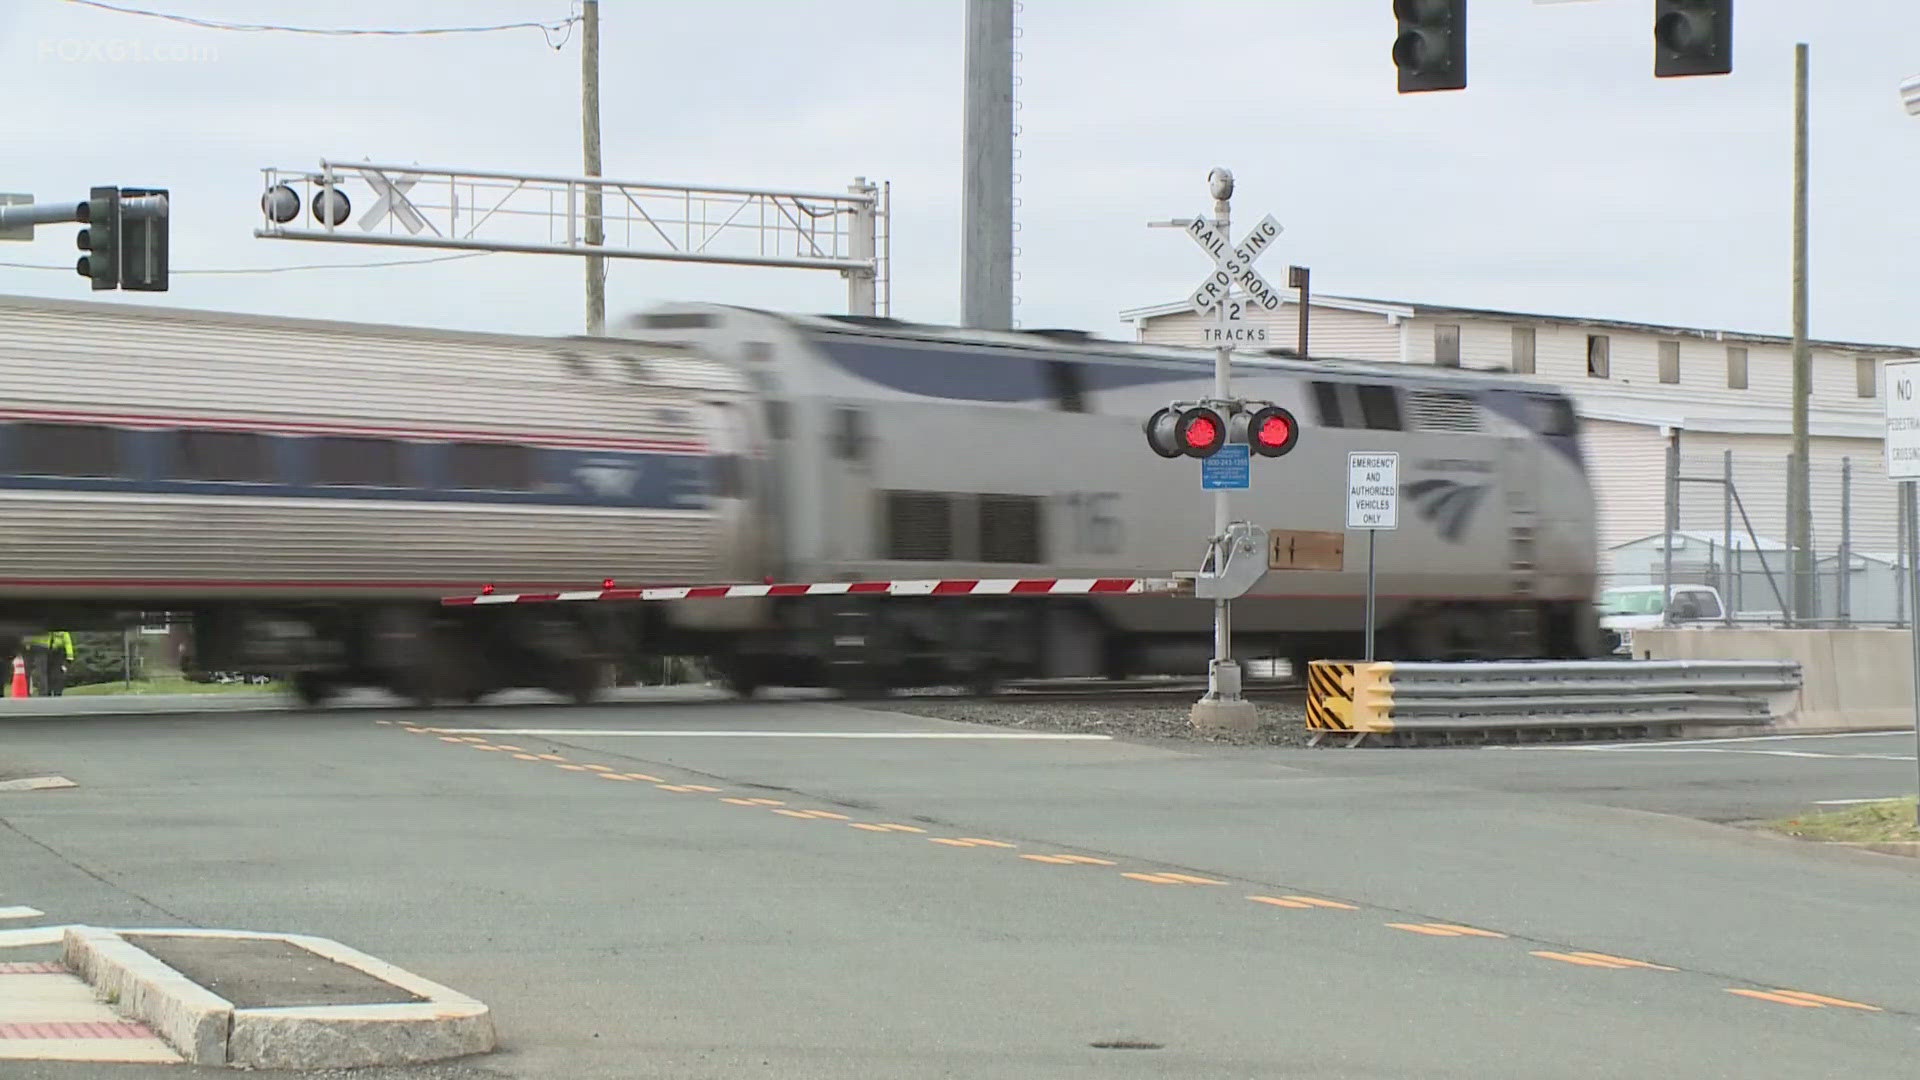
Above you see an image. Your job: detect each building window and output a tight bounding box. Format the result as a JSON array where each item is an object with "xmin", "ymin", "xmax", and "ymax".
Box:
[
  {"xmin": 1586, "ymin": 334, "xmax": 1610, "ymax": 379},
  {"xmin": 9, "ymin": 422, "xmax": 122, "ymax": 478},
  {"xmin": 1858, "ymin": 357, "xmax": 1878, "ymax": 399},
  {"xmin": 168, "ymin": 429, "xmax": 270, "ymax": 483},
  {"xmin": 447, "ymin": 442, "xmax": 535, "ymax": 491},
  {"xmin": 1510, "ymin": 326, "xmax": 1536, "ymax": 374},
  {"xmin": 1726, "ymin": 346, "xmax": 1748, "ymax": 390},
  {"xmin": 1658, "ymin": 340, "xmax": 1680, "ymax": 385},
  {"xmin": 312, "ymin": 436, "xmax": 404, "ymax": 487},
  {"xmin": 1434, "ymin": 324, "xmax": 1460, "ymax": 368}
]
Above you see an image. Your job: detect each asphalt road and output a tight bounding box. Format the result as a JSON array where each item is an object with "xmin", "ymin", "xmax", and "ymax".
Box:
[{"xmin": 3, "ymin": 699, "xmax": 1917, "ymax": 1079}]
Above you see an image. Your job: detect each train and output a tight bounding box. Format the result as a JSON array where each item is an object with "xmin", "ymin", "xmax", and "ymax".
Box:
[{"xmin": 0, "ymin": 294, "xmax": 1603, "ymax": 703}]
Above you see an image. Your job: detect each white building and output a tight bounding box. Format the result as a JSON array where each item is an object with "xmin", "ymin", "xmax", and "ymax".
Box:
[{"xmin": 1119, "ymin": 294, "xmax": 1913, "ymax": 609}]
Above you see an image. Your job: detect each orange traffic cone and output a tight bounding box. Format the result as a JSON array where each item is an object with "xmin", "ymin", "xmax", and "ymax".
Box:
[{"xmin": 9, "ymin": 656, "xmax": 27, "ymax": 698}]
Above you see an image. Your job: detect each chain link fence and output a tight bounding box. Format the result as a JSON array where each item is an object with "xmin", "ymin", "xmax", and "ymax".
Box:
[{"xmin": 1600, "ymin": 447, "xmax": 1911, "ymax": 627}]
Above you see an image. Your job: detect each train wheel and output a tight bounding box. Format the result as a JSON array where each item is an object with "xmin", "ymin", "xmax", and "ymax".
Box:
[{"xmin": 290, "ymin": 671, "xmax": 331, "ymax": 708}]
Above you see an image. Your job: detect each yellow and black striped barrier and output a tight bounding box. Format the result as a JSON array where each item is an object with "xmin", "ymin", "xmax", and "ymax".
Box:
[{"xmin": 1305, "ymin": 660, "xmax": 1395, "ymax": 737}]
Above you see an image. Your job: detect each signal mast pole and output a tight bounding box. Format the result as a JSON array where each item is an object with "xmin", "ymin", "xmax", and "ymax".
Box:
[{"xmin": 1191, "ymin": 167, "xmax": 1255, "ymax": 732}]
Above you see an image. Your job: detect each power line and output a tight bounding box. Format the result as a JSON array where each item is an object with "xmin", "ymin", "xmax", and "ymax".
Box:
[
  {"xmin": 64, "ymin": 0, "xmax": 580, "ymax": 46},
  {"xmin": 0, "ymin": 252, "xmax": 495, "ymax": 274}
]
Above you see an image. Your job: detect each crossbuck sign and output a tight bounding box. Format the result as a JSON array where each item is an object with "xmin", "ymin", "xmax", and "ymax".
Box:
[{"xmin": 1187, "ymin": 213, "xmax": 1284, "ymax": 316}]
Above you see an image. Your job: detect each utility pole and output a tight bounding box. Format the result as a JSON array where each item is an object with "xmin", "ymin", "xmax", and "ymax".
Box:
[
  {"xmin": 961, "ymin": 0, "xmax": 1013, "ymax": 329},
  {"xmin": 1789, "ymin": 42, "xmax": 1812, "ymax": 624},
  {"xmin": 582, "ymin": 0, "xmax": 605, "ymax": 335}
]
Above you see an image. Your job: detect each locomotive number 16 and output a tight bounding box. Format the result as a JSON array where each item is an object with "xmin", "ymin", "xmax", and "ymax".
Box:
[{"xmin": 1061, "ymin": 492, "xmax": 1122, "ymax": 555}]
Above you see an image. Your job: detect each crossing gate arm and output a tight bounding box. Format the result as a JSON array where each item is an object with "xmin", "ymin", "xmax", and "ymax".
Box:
[
  {"xmin": 1306, "ymin": 659, "xmax": 1802, "ymax": 745},
  {"xmin": 441, "ymin": 577, "xmax": 1191, "ymax": 607}
]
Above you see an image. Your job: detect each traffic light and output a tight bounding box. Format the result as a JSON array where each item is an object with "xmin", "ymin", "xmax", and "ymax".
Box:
[
  {"xmin": 1232, "ymin": 405, "xmax": 1300, "ymax": 458},
  {"xmin": 1654, "ymin": 1, "xmax": 1731, "ymax": 78},
  {"xmin": 75, "ymin": 186, "xmax": 118, "ymax": 290},
  {"xmin": 1145, "ymin": 405, "xmax": 1227, "ymax": 459},
  {"xmin": 1393, "ymin": 0, "xmax": 1465, "ymax": 94},
  {"xmin": 117, "ymin": 188, "xmax": 168, "ymax": 292}
]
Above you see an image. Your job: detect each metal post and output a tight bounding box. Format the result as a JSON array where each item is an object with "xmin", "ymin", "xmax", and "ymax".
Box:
[
  {"xmin": 1365, "ymin": 530, "xmax": 1377, "ymax": 661},
  {"xmin": 847, "ymin": 178, "xmax": 878, "ymax": 317},
  {"xmin": 123, "ymin": 628, "xmax": 131, "ymax": 690},
  {"xmin": 1790, "ymin": 43, "xmax": 1815, "ymax": 628},
  {"xmin": 582, "ymin": 0, "xmax": 605, "ymax": 335},
  {"xmin": 1663, "ymin": 428, "xmax": 1679, "ymax": 624},
  {"xmin": 1723, "ymin": 450, "xmax": 1735, "ymax": 612},
  {"xmin": 1901, "ymin": 488, "xmax": 1910, "ymax": 628},
  {"xmin": 1906, "ymin": 481, "xmax": 1920, "ymax": 826},
  {"xmin": 1290, "ymin": 265, "xmax": 1310, "ymax": 358},
  {"xmin": 1838, "ymin": 457, "xmax": 1852, "ymax": 626},
  {"xmin": 960, "ymin": 0, "xmax": 1014, "ymax": 329}
]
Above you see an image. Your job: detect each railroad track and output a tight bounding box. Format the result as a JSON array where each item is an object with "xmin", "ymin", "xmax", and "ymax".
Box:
[{"xmin": 890, "ymin": 679, "xmax": 1306, "ymax": 705}]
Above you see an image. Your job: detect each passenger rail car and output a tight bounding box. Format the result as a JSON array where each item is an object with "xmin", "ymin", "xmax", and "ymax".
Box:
[
  {"xmin": 0, "ymin": 296, "xmax": 759, "ymax": 702},
  {"xmin": 616, "ymin": 305, "xmax": 1603, "ymax": 695}
]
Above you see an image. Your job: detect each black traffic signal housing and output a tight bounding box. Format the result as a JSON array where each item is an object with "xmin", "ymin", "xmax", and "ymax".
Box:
[
  {"xmin": 75, "ymin": 186, "xmax": 119, "ymax": 291},
  {"xmin": 1393, "ymin": 0, "xmax": 1466, "ymax": 94},
  {"xmin": 1145, "ymin": 405, "xmax": 1227, "ymax": 459},
  {"xmin": 1232, "ymin": 405, "xmax": 1301, "ymax": 458},
  {"xmin": 117, "ymin": 187, "xmax": 169, "ymax": 292},
  {"xmin": 1654, "ymin": 1, "xmax": 1731, "ymax": 78}
]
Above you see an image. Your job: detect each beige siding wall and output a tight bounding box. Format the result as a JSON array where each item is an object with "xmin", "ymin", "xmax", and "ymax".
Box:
[
  {"xmin": 1394, "ymin": 314, "xmax": 1892, "ymax": 417},
  {"xmin": 1582, "ymin": 419, "xmax": 1670, "ymax": 572},
  {"xmin": 1679, "ymin": 431, "xmax": 1896, "ymax": 555}
]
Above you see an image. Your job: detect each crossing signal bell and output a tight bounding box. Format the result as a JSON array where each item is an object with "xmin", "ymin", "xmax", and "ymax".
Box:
[
  {"xmin": 1392, "ymin": 0, "xmax": 1465, "ymax": 94},
  {"xmin": 1654, "ymin": 0, "xmax": 1731, "ymax": 78}
]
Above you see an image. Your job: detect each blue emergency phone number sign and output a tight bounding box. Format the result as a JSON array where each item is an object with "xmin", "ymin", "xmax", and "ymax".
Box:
[{"xmin": 1201, "ymin": 443, "xmax": 1251, "ymax": 490}]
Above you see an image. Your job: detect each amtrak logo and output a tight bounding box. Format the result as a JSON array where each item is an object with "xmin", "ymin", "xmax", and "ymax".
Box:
[{"xmin": 1405, "ymin": 477, "xmax": 1489, "ymax": 542}]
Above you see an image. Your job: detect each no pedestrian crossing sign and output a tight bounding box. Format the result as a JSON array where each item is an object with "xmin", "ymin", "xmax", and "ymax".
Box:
[
  {"xmin": 1202, "ymin": 443, "xmax": 1251, "ymax": 490},
  {"xmin": 1884, "ymin": 359, "xmax": 1920, "ymax": 481},
  {"xmin": 1346, "ymin": 452, "xmax": 1398, "ymax": 530}
]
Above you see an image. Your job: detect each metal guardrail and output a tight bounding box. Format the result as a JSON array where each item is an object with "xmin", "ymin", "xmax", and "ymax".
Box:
[{"xmin": 1305, "ymin": 659, "xmax": 1802, "ymax": 747}]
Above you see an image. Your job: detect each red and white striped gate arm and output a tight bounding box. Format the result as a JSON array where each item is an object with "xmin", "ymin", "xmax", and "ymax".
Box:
[{"xmin": 443, "ymin": 577, "xmax": 1188, "ymax": 607}]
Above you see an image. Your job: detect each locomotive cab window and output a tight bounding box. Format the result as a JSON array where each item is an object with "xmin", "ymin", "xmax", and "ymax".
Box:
[
  {"xmin": 9, "ymin": 421, "xmax": 123, "ymax": 478},
  {"xmin": 1311, "ymin": 382, "xmax": 1402, "ymax": 431},
  {"xmin": 168, "ymin": 429, "xmax": 270, "ymax": 483},
  {"xmin": 447, "ymin": 442, "xmax": 535, "ymax": 492}
]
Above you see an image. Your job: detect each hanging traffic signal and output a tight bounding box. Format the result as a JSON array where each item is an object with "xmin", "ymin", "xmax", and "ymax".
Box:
[
  {"xmin": 1393, "ymin": 0, "xmax": 1465, "ymax": 94},
  {"xmin": 1233, "ymin": 405, "xmax": 1300, "ymax": 458},
  {"xmin": 1145, "ymin": 405, "xmax": 1228, "ymax": 459},
  {"xmin": 75, "ymin": 186, "xmax": 119, "ymax": 290},
  {"xmin": 1654, "ymin": 1, "xmax": 1731, "ymax": 78}
]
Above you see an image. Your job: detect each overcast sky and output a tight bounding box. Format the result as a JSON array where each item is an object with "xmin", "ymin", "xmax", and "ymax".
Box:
[{"xmin": 3, "ymin": 0, "xmax": 1919, "ymax": 345}]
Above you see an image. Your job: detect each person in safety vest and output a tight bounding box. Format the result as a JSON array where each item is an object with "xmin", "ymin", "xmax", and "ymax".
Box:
[{"xmin": 23, "ymin": 632, "xmax": 74, "ymax": 697}]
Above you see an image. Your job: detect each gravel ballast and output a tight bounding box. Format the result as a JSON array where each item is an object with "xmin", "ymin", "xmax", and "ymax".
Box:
[{"xmin": 866, "ymin": 693, "xmax": 1312, "ymax": 747}]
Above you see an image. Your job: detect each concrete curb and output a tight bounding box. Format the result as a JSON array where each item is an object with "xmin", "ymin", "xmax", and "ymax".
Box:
[
  {"xmin": 62, "ymin": 927, "xmax": 494, "ymax": 1069},
  {"xmin": 1842, "ymin": 840, "xmax": 1920, "ymax": 858}
]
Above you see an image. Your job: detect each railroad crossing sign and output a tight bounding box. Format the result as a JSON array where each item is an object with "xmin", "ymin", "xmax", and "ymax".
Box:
[
  {"xmin": 1187, "ymin": 213, "xmax": 1284, "ymax": 316},
  {"xmin": 357, "ymin": 167, "xmax": 429, "ymax": 235}
]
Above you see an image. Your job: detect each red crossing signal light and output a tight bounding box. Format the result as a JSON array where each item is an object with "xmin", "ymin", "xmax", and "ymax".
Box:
[
  {"xmin": 1145, "ymin": 406, "xmax": 1228, "ymax": 458},
  {"xmin": 1234, "ymin": 405, "xmax": 1300, "ymax": 458}
]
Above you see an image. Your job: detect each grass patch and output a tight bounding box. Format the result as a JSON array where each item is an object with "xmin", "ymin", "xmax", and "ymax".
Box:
[
  {"xmin": 1766, "ymin": 798, "xmax": 1920, "ymax": 844},
  {"xmin": 64, "ymin": 676, "xmax": 276, "ymax": 696}
]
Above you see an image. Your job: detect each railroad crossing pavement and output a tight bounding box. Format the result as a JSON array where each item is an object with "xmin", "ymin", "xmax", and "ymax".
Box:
[{"xmin": 3, "ymin": 702, "xmax": 1919, "ymax": 1078}]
